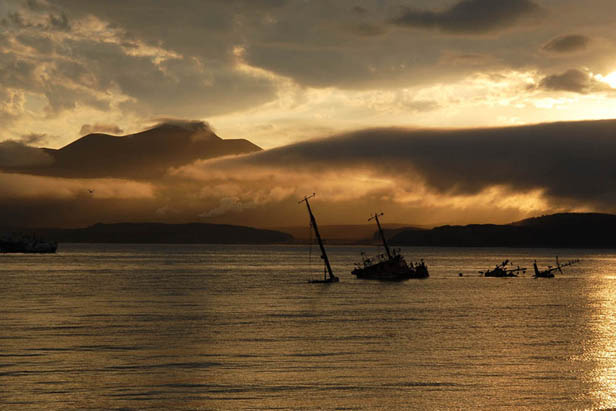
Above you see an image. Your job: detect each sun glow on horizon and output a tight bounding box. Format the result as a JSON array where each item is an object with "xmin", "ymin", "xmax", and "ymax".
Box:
[{"xmin": 596, "ymin": 71, "xmax": 616, "ymax": 89}]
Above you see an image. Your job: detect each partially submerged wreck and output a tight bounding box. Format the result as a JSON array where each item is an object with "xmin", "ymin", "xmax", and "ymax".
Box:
[
  {"xmin": 352, "ymin": 212, "xmax": 428, "ymax": 281},
  {"xmin": 481, "ymin": 260, "xmax": 525, "ymax": 277}
]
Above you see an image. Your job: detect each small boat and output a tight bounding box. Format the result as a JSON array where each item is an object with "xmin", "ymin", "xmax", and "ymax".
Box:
[
  {"xmin": 533, "ymin": 257, "xmax": 580, "ymax": 278},
  {"xmin": 0, "ymin": 233, "xmax": 57, "ymax": 253},
  {"xmin": 481, "ymin": 260, "xmax": 526, "ymax": 277},
  {"xmin": 299, "ymin": 194, "xmax": 339, "ymax": 284},
  {"xmin": 352, "ymin": 212, "xmax": 428, "ymax": 281}
]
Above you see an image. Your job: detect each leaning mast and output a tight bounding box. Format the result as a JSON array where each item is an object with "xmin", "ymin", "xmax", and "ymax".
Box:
[
  {"xmin": 299, "ymin": 193, "xmax": 336, "ymax": 281},
  {"xmin": 370, "ymin": 212, "xmax": 392, "ymax": 259}
]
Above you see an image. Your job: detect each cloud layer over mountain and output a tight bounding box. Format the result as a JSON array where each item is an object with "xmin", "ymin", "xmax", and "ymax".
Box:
[
  {"xmin": 166, "ymin": 119, "xmax": 616, "ymax": 226},
  {"xmin": 3, "ymin": 119, "xmax": 616, "ymax": 228},
  {"xmin": 184, "ymin": 119, "xmax": 616, "ymax": 205}
]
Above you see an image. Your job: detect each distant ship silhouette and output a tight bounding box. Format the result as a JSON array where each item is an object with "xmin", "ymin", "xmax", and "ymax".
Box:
[{"xmin": 0, "ymin": 233, "xmax": 57, "ymax": 253}]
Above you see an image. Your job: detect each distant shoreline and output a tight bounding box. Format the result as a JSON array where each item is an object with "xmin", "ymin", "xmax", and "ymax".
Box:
[
  {"xmin": 47, "ymin": 242, "xmax": 616, "ymax": 249},
  {"xmin": 6, "ymin": 212, "xmax": 616, "ymax": 249},
  {"xmin": 2, "ymin": 222, "xmax": 293, "ymax": 245}
]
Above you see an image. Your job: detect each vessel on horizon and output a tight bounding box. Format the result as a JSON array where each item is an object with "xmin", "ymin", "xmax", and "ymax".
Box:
[
  {"xmin": 0, "ymin": 233, "xmax": 58, "ymax": 253},
  {"xmin": 352, "ymin": 212, "xmax": 428, "ymax": 281}
]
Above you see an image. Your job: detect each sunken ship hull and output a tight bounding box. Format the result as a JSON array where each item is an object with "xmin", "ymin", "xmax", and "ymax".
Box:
[
  {"xmin": 484, "ymin": 269, "xmax": 517, "ymax": 278},
  {"xmin": 481, "ymin": 260, "xmax": 526, "ymax": 277},
  {"xmin": 534, "ymin": 271, "xmax": 555, "ymax": 278},
  {"xmin": 532, "ymin": 259, "xmax": 580, "ymax": 278},
  {"xmin": 352, "ymin": 255, "xmax": 428, "ymax": 281}
]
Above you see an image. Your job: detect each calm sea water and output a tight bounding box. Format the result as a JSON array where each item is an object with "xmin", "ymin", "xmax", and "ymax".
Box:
[{"xmin": 1, "ymin": 243, "xmax": 616, "ymax": 409}]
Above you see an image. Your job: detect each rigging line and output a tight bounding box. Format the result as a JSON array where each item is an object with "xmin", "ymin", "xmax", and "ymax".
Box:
[{"xmin": 308, "ymin": 215, "xmax": 313, "ymax": 271}]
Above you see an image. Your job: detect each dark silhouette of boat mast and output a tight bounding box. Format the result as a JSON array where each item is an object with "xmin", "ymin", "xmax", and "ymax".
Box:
[
  {"xmin": 369, "ymin": 212, "xmax": 392, "ymax": 259},
  {"xmin": 299, "ymin": 193, "xmax": 335, "ymax": 281}
]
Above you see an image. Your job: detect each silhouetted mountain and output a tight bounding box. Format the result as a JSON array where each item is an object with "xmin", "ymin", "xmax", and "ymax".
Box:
[
  {"xmin": 389, "ymin": 213, "xmax": 616, "ymax": 248},
  {"xmin": 14, "ymin": 121, "xmax": 261, "ymax": 179},
  {"xmin": 19, "ymin": 222, "xmax": 293, "ymax": 244}
]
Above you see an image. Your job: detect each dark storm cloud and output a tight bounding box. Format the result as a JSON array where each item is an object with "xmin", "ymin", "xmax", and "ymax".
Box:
[
  {"xmin": 3, "ymin": 0, "xmax": 602, "ymax": 107},
  {"xmin": 539, "ymin": 69, "xmax": 608, "ymax": 94},
  {"xmin": 1, "ymin": 31, "xmax": 110, "ymax": 115},
  {"xmin": 542, "ymin": 34, "xmax": 591, "ymax": 53},
  {"xmin": 391, "ymin": 0, "xmax": 544, "ymax": 34},
  {"xmin": 1, "ymin": 0, "xmax": 279, "ymax": 121},
  {"xmin": 3, "ymin": 0, "xmax": 616, "ymax": 133},
  {"xmin": 209, "ymin": 120, "xmax": 616, "ymax": 208},
  {"xmin": 64, "ymin": 37, "xmax": 275, "ymax": 117},
  {"xmin": 50, "ymin": 0, "xmax": 445, "ymax": 89}
]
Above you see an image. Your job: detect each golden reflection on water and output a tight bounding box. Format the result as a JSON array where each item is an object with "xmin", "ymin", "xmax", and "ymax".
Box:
[
  {"xmin": 5, "ymin": 245, "xmax": 616, "ymax": 408},
  {"xmin": 587, "ymin": 276, "xmax": 616, "ymax": 408}
]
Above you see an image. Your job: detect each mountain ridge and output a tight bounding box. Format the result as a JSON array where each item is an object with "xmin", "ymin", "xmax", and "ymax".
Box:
[
  {"xmin": 8, "ymin": 122, "xmax": 262, "ymax": 179},
  {"xmin": 389, "ymin": 212, "xmax": 616, "ymax": 248}
]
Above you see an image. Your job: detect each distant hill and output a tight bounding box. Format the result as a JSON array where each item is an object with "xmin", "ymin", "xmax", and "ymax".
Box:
[
  {"xmin": 10, "ymin": 122, "xmax": 261, "ymax": 179},
  {"xmin": 17, "ymin": 222, "xmax": 293, "ymax": 244},
  {"xmin": 276, "ymin": 224, "xmax": 410, "ymax": 244},
  {"xmin": 389, "ymin": 213, "xmax": 616, "ymax": 248}
]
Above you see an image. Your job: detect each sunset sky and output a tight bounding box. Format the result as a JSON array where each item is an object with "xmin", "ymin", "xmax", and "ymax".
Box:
[{"xmin": 2, "ymin": 0, "xmax": 616, "ymax": 228}]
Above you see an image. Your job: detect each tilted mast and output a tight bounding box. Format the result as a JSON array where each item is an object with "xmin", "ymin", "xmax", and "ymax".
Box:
[
  {"xmin": 299, "ymin": 193, "xmax": 336, "ymax": 281},
  {"xmin": 369, "ymin": 212, "xmax": 392, "ymax": 260}
]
